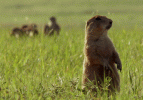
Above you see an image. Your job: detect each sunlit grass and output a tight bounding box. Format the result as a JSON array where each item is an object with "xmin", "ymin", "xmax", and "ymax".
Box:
[
  {"xmin": 0, "ymin": 0, "xmax": 143, "ymax": 99},
  {"xmin": 0, "ymin": 27, "xmax": 143, "ymax": 99}
]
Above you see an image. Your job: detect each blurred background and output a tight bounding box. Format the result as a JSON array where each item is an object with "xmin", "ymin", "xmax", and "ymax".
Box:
[{"xmin": 0, "ymin": 0, "xmax": 143, "ymax": 30}]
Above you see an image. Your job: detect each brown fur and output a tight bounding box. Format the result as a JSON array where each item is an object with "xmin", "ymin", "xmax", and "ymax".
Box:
[
  {"xmin": 11, "ymin": 27, "xmax": 23, "ymax": 38},
  {"xmin": 21, "ymin": 24, "xmax": 39, "ymax": 36},
  {"xmin": 44, "ymin": 24, "xmax": 50, "ymax": 35},
  {"xmin": 82, "ymin": 15, "xmax": 122, "ymax": 93},
  {"xmin": 21, "ymin": 25, "xmax": 28, "ymax": 35},
  {"xmin": 21, "ymin": 24, "xmax": 28, "ymax": 34},
  {"xmin": 21, "ymin": 25, "xmax": 28, "ymax": 29},
  {"xmin": 49, "ymin": 16, "xmax": 60, "ymax": 35}
]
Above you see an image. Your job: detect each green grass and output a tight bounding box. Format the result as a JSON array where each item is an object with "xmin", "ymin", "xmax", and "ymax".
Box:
[{"xmin": 0, "ymin": 0, "xmax": 143, "ymax": 99}]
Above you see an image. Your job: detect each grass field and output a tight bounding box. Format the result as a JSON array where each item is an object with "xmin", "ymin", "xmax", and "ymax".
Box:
[{"xmin": 0, "ymin": 0, "xmax": 143, "ymax": 99}]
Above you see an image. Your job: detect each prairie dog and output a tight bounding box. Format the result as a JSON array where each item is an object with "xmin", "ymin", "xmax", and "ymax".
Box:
[
  {"xmin": 82, "ymin": 15, "xmax": 122, "ymax": 93},
  {"xmin": 21, "ymin": 24, "xmax": 28, "ymax": 34},
  {"xmin": 11, "ymin": 27, "xmax": 23, "ymax": 38},
  {"xmin": 44, "ymin": 24, "xmax": 50, "ymax": 35},
  {"xmin": 28, "ymin": 23, "xmax": 38, "ymax": 36},
  {"xmin": 22, "ymin": 24, "xmax": 38, "ymax": 36},
  {"xmin": 49, "ymin": 16, "xmax": 60, "ymax": 35}
]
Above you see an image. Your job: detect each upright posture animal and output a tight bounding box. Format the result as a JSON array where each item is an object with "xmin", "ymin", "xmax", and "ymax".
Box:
[
  {"xmin": 11, "ymin": 27, "xmax": 23, "ymax": 38},
  {"xmin": 82, "ymin": 15, "xmax": 122, "ymax": 93},
  {"xmin": 49, "ymin": 16, "xmax": 60, "ymax": 35}
]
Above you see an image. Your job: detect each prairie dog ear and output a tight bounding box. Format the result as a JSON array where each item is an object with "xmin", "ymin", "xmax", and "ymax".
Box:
[
  {"xmin": 86, "ymin": 21, "xmax": 90, "ymax": 27},
  {"xmin": 85, "ymin": 21, "xmax": 89, "ymax": 28},
  {"xmin": 86, "ymin": 17, "xmax": 96, "ymax": 27}
]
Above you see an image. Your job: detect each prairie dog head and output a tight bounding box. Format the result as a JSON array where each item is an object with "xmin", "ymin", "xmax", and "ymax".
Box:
[
  {"xmin": 21, "ymin": 25, "xmax": 28, "ymax": 32},
  {"xmin": 21, "ymin": 25, "xmax": 28, "ymax": 29},
  {"xmin": 86, "ymin": 15, "xmax": 112, "ymax": 37},
  {"xmin": 50, "ymin": 16, "xmax": 56, "ymax": 23}
]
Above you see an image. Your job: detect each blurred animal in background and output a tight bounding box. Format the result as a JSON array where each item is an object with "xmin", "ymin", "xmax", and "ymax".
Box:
[
  {"xmin": 26, "ymin": 23, "xmax": 39, "ymax": 37},
  {"xmin": 21, "ymin": 24, "xmax": 28, "ymax": 34},
  {"xmin": 11, "ymin": 27, "xmax": 23, "ymax": 38},
  {"xmin": 11, "ymin": 24, "xmax": 39, "ymax": 38},
  {"xmin": 48, "ymin": 16, "xmax": 60, "ymax": 36},
  {"xmin": 44, "ymin": 24, "xmax": 50, "ymax": 35}
]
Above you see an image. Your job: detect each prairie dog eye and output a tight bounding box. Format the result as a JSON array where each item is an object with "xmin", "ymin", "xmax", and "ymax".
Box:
[{"xmin": 95, "ymin": 17, "xmax": 101, "ymax": 20}]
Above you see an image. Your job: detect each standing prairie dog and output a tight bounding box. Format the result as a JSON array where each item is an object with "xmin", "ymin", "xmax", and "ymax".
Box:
[
  {"xmin": 49, "ymin": 16, "xmax": 60, "ymax": 35},
  {"xmin": 82, "ymin": 15, "xmax": 122, "ymax": 93}
]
